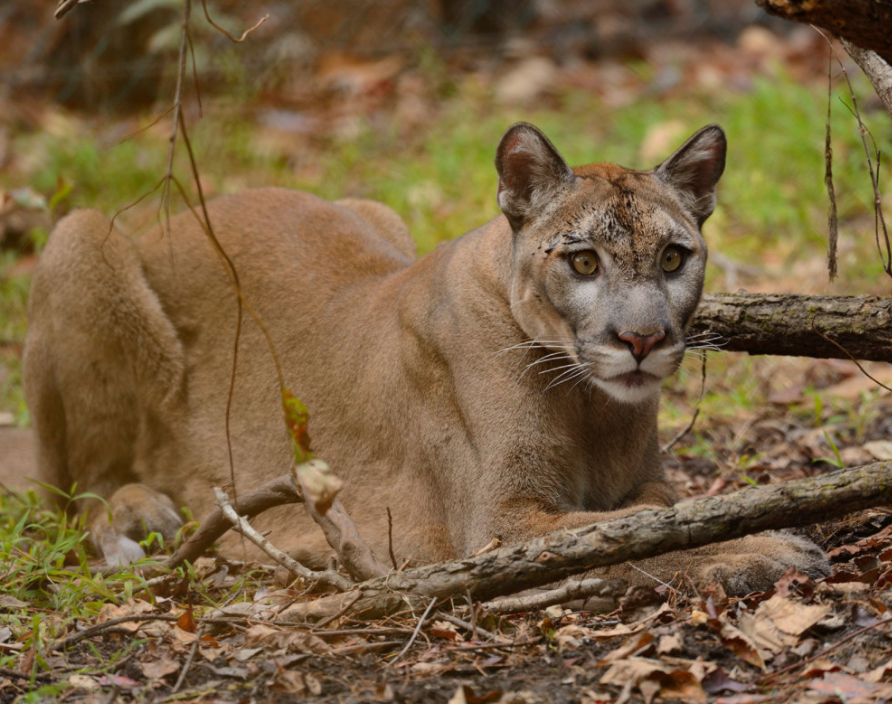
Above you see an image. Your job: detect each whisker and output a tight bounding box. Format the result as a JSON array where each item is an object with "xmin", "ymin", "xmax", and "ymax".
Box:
[
  {"xmin": 685, "ymin": 344, "xmax": 725, "ymax": 353},
  {"xmin": 524, "ymin": 351, "xmax": 573, "ymax": 371},
  {"xmin": 569, "ymin": 366, "xmax": 596, "ymax": 393},
  {"xmin": 519, "ymin": 352, "xmax": 574, "ymax": 381},
  {"xmin": 538, "ymin": 361, "xmax": 584, "ymax": 376},
  {"xmin": 496, "ymin": 338, "xmax": 577, "ymax": 357},
  {"xmin": 544, "ymin": 364, "xmax": 589, "ymax": 391}
]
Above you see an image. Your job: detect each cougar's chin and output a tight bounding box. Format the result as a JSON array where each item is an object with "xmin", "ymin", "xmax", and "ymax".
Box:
[{"xmin": 594, "ymin": 370, "xmax": 663, "ymax": 404}]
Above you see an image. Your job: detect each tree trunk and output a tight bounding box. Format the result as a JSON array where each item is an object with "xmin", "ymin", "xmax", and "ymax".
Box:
[
  {"xmin": 755, "ymin": 0, "xmax": 892, "ymax": 65},
  {"xmin": 689, "ymin": 293, "xmax": 892, "ymax": 362},
  {"xmin": 279, "ymin": 461, "xmax": 892, "ymax": 622}
]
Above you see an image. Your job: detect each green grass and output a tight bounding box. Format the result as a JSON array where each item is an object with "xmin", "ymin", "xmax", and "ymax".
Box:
[{"xmin": 0, "ymin": 485, "xmax": 269, "ymax": 684}]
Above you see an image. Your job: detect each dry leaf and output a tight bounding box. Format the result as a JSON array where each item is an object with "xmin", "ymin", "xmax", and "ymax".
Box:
[
  {"xmin": 601, "ymin": 657, "xmax": 706, "ymax": 704},
  {"xmin": 0, "ymin": 595, "xmax": 28, "ymax": 610},
  {"xmin": 67, "ymin": 674, "xmax": 99, "ymax": 690},
  {"xmin": 430, "ymin": 620, "xmax": 462, "ymax": 642},
  {"xmin": 171, "ymin": 626, "xmax": 198, "ymax": 645},
  {"xmin": 96, "ymin": 599, "xmax": 154, "ymax": 633},
  {"xmin": 272, "ymin": 669, "xmax": 306, "ymax": 694},
  {"xmin": 294, "ymin": 459, "xmax": 343, "ymax": 514},
  {"xmin": 593, "ymin": 604, "xmax": 672, "ymax": 638},
  {"xmin": 139, "ymin": 657, "xmax": 180, "ymax": 679},
  {"xmin": 243, "ymin": 624, "xmax": 330, "ymax": 654},
  {"xmin": 759, "ymin": 596, "xmax": 830, "ymax": 637},
  {"xmin": 719, "ymin": 623, "xmax": 766, "ymax": 670},
  {"xmin": 601, "ymin": 633, "xmax": 654, "ymax": 662},
  {"xmin": 738, "ymin": 596, "xmax": 829, "ymax": 657},
  {"xmin": 863, "ymin": 440, "xmax": 892, "ymax": 461},
  {"xmin": 176, "ymin": 609, "xmax": 197, "ymax": 633},
  {"xmin": 807, "ymin": 672, "xmax": 877, "ymax": 699},
  {"xmin": 864, "ymin": 658, "xmax": 892, "ymax": 683},
  {"xmin": 658, "ymin": 634, "xmax": 683, "ymax": 655}
]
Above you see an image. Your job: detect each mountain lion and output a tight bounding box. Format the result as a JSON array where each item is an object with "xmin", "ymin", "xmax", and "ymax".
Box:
[{"xmin": 24, "ymin": 123, "xmax": 828, "ymax": 594}]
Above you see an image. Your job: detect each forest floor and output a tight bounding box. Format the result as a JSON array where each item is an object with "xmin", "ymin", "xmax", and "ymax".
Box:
[{"xmin": 2, "ymin": 12, "xmax": 892, "ymax": 704}]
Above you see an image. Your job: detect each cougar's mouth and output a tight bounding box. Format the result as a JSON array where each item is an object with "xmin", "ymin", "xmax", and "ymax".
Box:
[{"xmin": 607, "ymin": 370, "xmax": 661, "ymax": 387}]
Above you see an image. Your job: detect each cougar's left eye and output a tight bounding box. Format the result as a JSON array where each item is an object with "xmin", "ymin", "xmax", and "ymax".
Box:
[
  {"xmin": 571, "ymin": 250, "xmax": 599, "ymax": 275},
  {"xmin": 661, "ymin": 245, "xmax": 684, "ymax": 273}
]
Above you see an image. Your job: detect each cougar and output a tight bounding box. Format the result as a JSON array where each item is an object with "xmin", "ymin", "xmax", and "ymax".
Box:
[{"xmin": 24, "ymin": 122, "xmax": 829, "ymax": 594}]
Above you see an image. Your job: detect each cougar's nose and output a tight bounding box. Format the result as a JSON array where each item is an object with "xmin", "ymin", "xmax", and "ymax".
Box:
[{"xmin": 618, "ymin": 330, "xmax": 665, "ymax": 363}]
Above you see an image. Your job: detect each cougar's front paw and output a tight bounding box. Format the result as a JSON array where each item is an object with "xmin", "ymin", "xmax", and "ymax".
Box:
[{"xmin": 697, "ymin": 531, "xmax": 830, "ymax": 596}]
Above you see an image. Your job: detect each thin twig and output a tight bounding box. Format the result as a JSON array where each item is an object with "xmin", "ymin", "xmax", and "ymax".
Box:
[
  {"xmin": 662, "ymin": 350, "xmax": 707, "ymax": 453},
  {"xmin": 482, "ymin": 577, "xmax": 627, "ymax": 615},
  {"xmin": 811, "ymin": 315, "xmax": 892, "ymax": 393},
  {"xmin": 52, "ymin": 614, "xmax": 182, "ymax": 652},
  {"xmin": 388, "ymin": 597, "xmax": 438, "ymax": 666},
  {"xmin": 434, "ymin": 611, "xmax": 498, "ymax": 640},
  {"xmin": 162, "ymin": 0, "xmax": 192, "ymax": 235},
  {"xmin": 442, "ymin": 638, "xmax": 543, "ymax": 652},
  {"xmin": 386, "ymin": 507, "xmax": 398, "ymax": 571},
  {"xmin": 172, "ymin": 627, "xmax": 202, "ymax": 693},
  {"xmin": 824, "ymin": 42, "xmax": 839, "ymax": 281},
  {"xmin": 54, "ymin": 0, "xmax": 81, "ymax": 20},
  {"xmin": 815, "ymin": 28, "xmax": 891, "ymax": 278},
  {"xmin": 200, "ymin": 0, "xmax": 268, "ymax": 43},
  {"xmin": 311, "ymin": 592, "xmax": 363, "ymax": 630},
  {"xmin": 213, "ymin": 486, "xmax": 352, "ymax": 591},
  {"xmin": 0, "ymin": 666, "xmax": 53, "ymax": 681},
  {"xmin": 330, "ymin": 640, "xmax": 403, "ymax": 655}
]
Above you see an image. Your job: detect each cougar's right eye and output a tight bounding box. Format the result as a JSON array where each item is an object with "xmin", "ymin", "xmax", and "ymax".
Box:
[{"xmin": 571, "ymin": 250, "xmax": 599, "ymax": 275}]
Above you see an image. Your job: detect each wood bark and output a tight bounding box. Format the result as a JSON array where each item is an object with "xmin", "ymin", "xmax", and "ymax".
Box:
[
  {"xmin": 756, "ymin": 0, "xmax": 892, "ymax": 65},
  {"xmin": 166, "ymin": 475, "xmax": 301, "ymax": 571},
  {"xmin": 690, "ymin": 293, "xmax": 892, "ymax": 362},
  {"xmin": 279, "ymin": 461, "xmax": 892, "ymax": 622},
  {"xmin": 842, "ymin": 39, "xmax": 892, "ymax": 120}
]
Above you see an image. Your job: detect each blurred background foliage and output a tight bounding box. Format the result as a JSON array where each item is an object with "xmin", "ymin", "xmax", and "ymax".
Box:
[{"xmin": 0, "ymin": 0, "xmax": 891, "ymax": 426}]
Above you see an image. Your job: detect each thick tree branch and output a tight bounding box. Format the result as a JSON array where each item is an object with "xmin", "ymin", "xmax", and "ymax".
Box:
[
  {"xmin": 756, "ymin": 0, "xmax": 892, "ymax": 65},
  {"xmin": 278, "ymin": 462, "xmax": 892, "ymax": 622},
  {"xmin": 690, "ymin": 293, "xmax": 892, "ymax": 361}
]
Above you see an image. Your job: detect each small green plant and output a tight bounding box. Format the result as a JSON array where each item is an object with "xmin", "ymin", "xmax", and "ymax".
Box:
[{"xmin": 815, "ymin": 430, "xmax": 845, "ymax": 468}]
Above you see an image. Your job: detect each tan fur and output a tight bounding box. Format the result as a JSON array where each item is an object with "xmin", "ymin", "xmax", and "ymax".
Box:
[{"xmin": 23, "ymin": 126, "xmax": 829, "ymax": 593}]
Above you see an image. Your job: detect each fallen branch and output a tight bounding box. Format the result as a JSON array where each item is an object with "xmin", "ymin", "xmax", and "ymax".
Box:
[
  {"xmin": 276, "ymin": 461, "xmax": 892, "ymax": 622},
  {"xmin": 165, "ymin": 474, "xmax": 302, "ymax": 570},
  {"xmin": 690, "ymin": 293, "xmax": 892, "ymax": 362},
  {"xmin": 213, "ymin": 486, "xmax": 352, "ymax": 592},
  {"xmin": 292, "ymin": 460, "xmax": 389, "ymax": 582},
  {"xmin": 482, "ymin": 577, "xmax": 628, "ymax": 615}
]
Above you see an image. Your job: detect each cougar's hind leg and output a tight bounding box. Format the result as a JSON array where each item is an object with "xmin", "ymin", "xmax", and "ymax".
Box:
[
  {"xmin": 92, "ymin": 484, "xmax": 184, "ymax": 566},
  {"xmin": 23, "ymin": 210, "xmax": 186, "ymax": 564}
]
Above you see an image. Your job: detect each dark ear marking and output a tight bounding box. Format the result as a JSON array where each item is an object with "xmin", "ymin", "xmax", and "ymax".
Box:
[
  {"xmin": 495, "ymin": 122, "xmax": 576, "ymax": 231},
  {"xmin": 655, "ymin": 124, "xmax": 727, "ymax": 226}
]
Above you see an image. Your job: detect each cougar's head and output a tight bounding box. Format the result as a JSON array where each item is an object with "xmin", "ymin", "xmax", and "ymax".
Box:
[{"xmin": 495, "ymin": 122, "xmax": 726, "ymax": 403}]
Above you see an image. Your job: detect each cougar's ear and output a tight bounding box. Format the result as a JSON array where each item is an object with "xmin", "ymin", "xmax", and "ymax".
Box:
[
  {"xmin": 495, "ymin": 122, "xmax": 575, "ymax": 231},
  {"xmin": 655, "ymin": 124, "xmax": 726, "ymax": 226}
]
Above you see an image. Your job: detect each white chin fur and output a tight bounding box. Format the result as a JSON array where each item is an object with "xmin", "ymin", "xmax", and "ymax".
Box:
[{"xmin": 593, "ymin": 376, "xmax": 662, "ymax": 404}]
